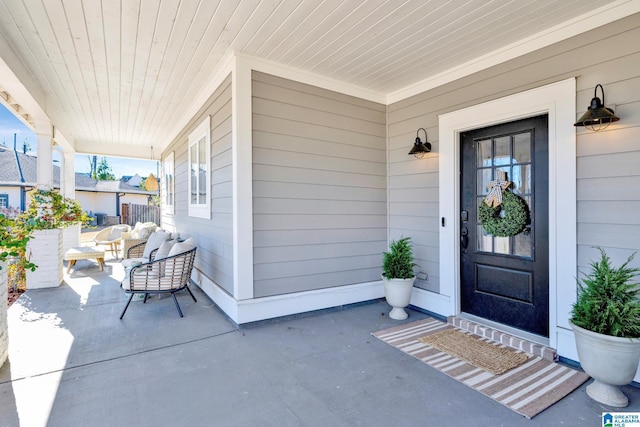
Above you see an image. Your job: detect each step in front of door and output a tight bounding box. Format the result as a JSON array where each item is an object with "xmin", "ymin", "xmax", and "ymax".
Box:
[{"xmin": 448, "ymin": 316, "xmax": 557, "ymax": 362}]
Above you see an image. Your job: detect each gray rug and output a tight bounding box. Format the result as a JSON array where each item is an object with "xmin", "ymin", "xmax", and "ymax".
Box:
[{"xmin": 372, "ymin": 318, "xmax": 589, "ymax": 419}]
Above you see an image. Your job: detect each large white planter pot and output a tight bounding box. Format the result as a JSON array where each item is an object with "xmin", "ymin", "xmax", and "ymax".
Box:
[
  {"xmin": 383, "ymin": 276, "xmax": 415, "ymax": 320},
  {"xmin": 62, "ymin": 223, "xmax": 81, "ymax": 255},
  {"xmin": 571, "ymin": 321, "xmax": 640, "ymax": 407},
  {"xmin": 26, "ymin": 229, "xmax": 63, "ymax": 289}
]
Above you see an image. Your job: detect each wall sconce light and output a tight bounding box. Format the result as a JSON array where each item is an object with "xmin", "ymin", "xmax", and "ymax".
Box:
[
  {"xmin": 574, "ymin": 84, "xmax": 620, "ymax": 131},
  {"xmin": 408, "ymin": 128, "xmax": 431, "ymax": 159}
]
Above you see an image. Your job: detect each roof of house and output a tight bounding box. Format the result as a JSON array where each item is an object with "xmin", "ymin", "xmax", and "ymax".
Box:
[{"xmin": 0, "ymin": 147, "xmax": 157, "ymax": 195}]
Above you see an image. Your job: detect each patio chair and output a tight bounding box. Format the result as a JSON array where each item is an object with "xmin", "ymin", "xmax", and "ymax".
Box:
[
  {"xmin": 120, "ymin": 241, "xmax": 197, "ymax": 318},
  {"xmin": 93, "ymin": 224, "xmax": 131, "ymax": 258},
  {"xmin": 121, "ymin": 229, "xmax": 172, "ymax": 267},
  {"xmin": 120, "ymin": 222, "xmax": 160, "ymax": 258}
]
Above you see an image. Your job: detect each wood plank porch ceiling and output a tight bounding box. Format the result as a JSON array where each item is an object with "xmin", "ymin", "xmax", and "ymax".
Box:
[{"xmin": 0, "ymin": 0, "xmax": 623, "ymax": 154}]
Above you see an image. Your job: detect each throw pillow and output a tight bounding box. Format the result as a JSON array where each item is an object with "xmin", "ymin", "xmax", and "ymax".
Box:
[
  {"xmin": 143, "ymin": 230, "xmax": 170, "ymax": 259},
  {"xmin": 164, "ymin": 238, "xmax": 196, "ymax": 277},
  {"xmin": 137, "ymin": 225, "xmax": 155, "ymax": 240},
  {"xmin": 167, "ymin": 238, "xmax": 196, "ymax": 257},
  {"xmin": 155, "ymin": 239, "xmax": 177, "ymax": 260},
  {"xmin": 122, "ymin": 257, "xmax": 146, "ymax": 269}
]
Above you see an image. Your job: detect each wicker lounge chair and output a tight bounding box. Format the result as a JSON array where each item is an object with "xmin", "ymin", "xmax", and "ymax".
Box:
[
  {"xmin": 120, "ymin": 245, "xmax": 197, "ymax": 318},
  {"xmin": 93, "ymin": 224, "xmax": 131, "ymax": 258}
]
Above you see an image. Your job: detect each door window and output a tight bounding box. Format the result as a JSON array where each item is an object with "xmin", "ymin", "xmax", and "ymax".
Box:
[{"xmin": 475, "ymin": 131, "xmax": 533, "ymax": 258}]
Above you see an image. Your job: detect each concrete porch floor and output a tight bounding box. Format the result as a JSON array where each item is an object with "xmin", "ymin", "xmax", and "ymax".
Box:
[{"xmin": 1, "ymin": 254, "xmax": 639, "ymax": 427}]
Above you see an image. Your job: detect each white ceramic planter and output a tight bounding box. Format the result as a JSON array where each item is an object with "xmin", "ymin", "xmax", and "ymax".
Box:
[
  {"xmin": 571, "ymin": 321, "xmax": 640, "ymax": 407},
  {"xmin": 383, "ymin": 276, "xmax": 415, "ymax": 320},
  {"xmin": 26, "ymin": 229, "xmax": 63, "ymax": 289}
]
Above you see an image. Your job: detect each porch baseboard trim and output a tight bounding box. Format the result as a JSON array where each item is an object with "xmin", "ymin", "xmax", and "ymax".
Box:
[
  {"xmin": 235, "ymin": 281, "xmax": 384, "ymax": 324},
  {"xmin": 193, "ymin": 268, "xmax": 384, "ymax": 324},
  {"xmin": 410, "ymin": 287, "xmax": 452, "ymax": 317}
]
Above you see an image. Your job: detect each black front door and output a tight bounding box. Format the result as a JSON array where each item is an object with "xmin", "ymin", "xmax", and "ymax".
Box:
[{"xmin": 460, "ymin": 115, "xmax": 549, "ymax": 337}]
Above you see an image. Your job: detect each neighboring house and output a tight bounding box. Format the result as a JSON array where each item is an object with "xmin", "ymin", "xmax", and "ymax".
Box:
[
  {"xmin": 158, "ymin": 14, "xmax": 640, "ymax": 370},
  {"xmin": 0, "ymin": 146, "xmax": 37, "ymax": 211},
  {"xmin": 74, "ymin": 175, "xmax": 157, "ymax": 218},
  {"xmin": 0, "ymin": 148, "xmax": 157, "ymax": 217},
  {"xmin": 122, "ymin": 174, "xmax": 142, "ymax": 188}
]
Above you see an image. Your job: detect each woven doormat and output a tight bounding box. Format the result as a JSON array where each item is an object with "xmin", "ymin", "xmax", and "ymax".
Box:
[
  {"xmin": 418, "ymin": 329, "xmax": 528, "ymax": 375},
  {"xmin": 372, "ymin": 318, "xmax": 589, "ymax": 419}
]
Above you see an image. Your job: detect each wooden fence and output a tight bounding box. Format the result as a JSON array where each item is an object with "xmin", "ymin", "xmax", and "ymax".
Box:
[{"xmin": 121, "ymin": 203, "xmax": 160, "ymax": 226}]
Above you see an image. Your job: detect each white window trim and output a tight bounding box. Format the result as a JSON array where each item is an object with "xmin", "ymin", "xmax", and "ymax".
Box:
[
  {"xmin": 436, "ymin": 78, "xmax": 576, "ymax": 357},
  {"xmin": 162, "ymin": 152, "xmax": 175, "ymax": 215},
  {"xmin": 188, "ymin": 117, "xmax": 211, "ymax": 219}
]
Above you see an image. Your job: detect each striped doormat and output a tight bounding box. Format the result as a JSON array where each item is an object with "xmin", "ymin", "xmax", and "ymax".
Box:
[{"xmin": 372, "ymin": 318, "xmax": 589, "ymax": 419}]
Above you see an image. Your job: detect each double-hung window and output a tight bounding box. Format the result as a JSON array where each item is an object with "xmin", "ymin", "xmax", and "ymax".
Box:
[
  {"xmin": 162, "ymin": 152, "xmax": 175, "ymax": 215},
  {"xmin": 188, "ymin": 118, "xmax": 211, "ymax": 219}
]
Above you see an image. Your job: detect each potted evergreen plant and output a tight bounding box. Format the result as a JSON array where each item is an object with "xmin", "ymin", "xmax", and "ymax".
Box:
[
  {"xmin": 569, "ymin": 247, "xmax": 640, "ymax": 407},
  {"xmin": 381, "ymin": 237, "xmax": 416, "ymax": 320}
]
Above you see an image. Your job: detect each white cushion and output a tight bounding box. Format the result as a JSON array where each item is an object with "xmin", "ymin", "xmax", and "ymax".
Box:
[
  {"xmin": 108, "ymin": 226, "xmax": 126, "ymax": 240},
  {"xmin": 167, "ymin": 238, "xmax": 196, "ymax": 257},
  {"xmin": 163, "ymin": 238, "xmax": 196, "ymax": 278},
  {"xmin": 143, "ymin": 231, "xmax": 170, "ymax": 259},
  {"xmin": 155, "ymin": 239, "xmax": 177, "ymax": 260}
]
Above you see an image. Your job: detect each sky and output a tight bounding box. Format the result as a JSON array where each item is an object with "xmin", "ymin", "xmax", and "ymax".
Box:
[{"xmin": 0, "ymin": 104, "xmax": 159, "ymax": 178}]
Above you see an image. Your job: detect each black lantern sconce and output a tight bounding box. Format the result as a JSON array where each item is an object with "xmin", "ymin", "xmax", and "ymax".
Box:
[
  {"xmin": 574, "ymin": 84, "xmax": 620, "ymax": 131},
  {"xmin": 408, "ymin": 128, "xmax": 431, "ymax": 159}
]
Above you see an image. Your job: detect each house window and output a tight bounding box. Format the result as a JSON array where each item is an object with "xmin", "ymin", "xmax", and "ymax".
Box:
[
  {"xmin": 162, "ymin": 152, "xmax": 175, "ymax": 215},
  {"xmin": 188, "ymin": 117, "xmax": 211, "ymax": 219},
  {"xmin": 0, "ymin": 194, "xmax": 7, "ymax": 208}
]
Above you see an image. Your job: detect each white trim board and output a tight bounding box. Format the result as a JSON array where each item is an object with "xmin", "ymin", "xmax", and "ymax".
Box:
[
  {"xmin": 192, "ymin": 269, "xmax": 385, "ymax": 325},
  {"xmin": 436, "ymin": 78, "xmax": 578, "ymax": 360}
]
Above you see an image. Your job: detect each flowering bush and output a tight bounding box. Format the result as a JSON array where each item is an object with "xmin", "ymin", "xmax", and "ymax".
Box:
[
  {"xmin": 17, "ymin": 189, "xmax": 92, "ymax": 231},
  {"xmin": 1, "ymin": 189, "xmax": 91, "ymax": 287},
  {"xmin": 0, "ymin": 214, "xmax": 31, "ymax": 265}
]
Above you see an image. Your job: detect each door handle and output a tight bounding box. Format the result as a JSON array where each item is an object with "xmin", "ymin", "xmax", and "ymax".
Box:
[{"xmin": 461, "ymin": 227, "xmax": 468, "ymax": 249}]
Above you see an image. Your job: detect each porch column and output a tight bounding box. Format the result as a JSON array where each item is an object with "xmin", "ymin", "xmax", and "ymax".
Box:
[
  {"xmin": 35, "ymin": 119, "xmax": 54, "ymax": 190},
  {"xmin": 59, "ymin": 148, "xmax": 80, "ymax": 251},
  {"xmin": 60, "ymin": 149, "xmax": 76, "ymax": 199}
]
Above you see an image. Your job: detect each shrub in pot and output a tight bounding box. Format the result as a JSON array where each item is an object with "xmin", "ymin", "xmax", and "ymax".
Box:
[
  {"xmin": 381, "ymin": 237, "xmax": 416, "ymax": 320},
  {"xmin": 570, "ymin": 247, "xmax": 640, "ymax": 407}
]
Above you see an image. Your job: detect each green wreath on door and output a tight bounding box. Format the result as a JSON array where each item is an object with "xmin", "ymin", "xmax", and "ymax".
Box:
[
  {"xmin": 478, "ymin": 191, "xmax": 529, "ymax": 237},
  {"xmin": 479, "ymin": 171, "xmax": 529, "ymax": 237}
]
